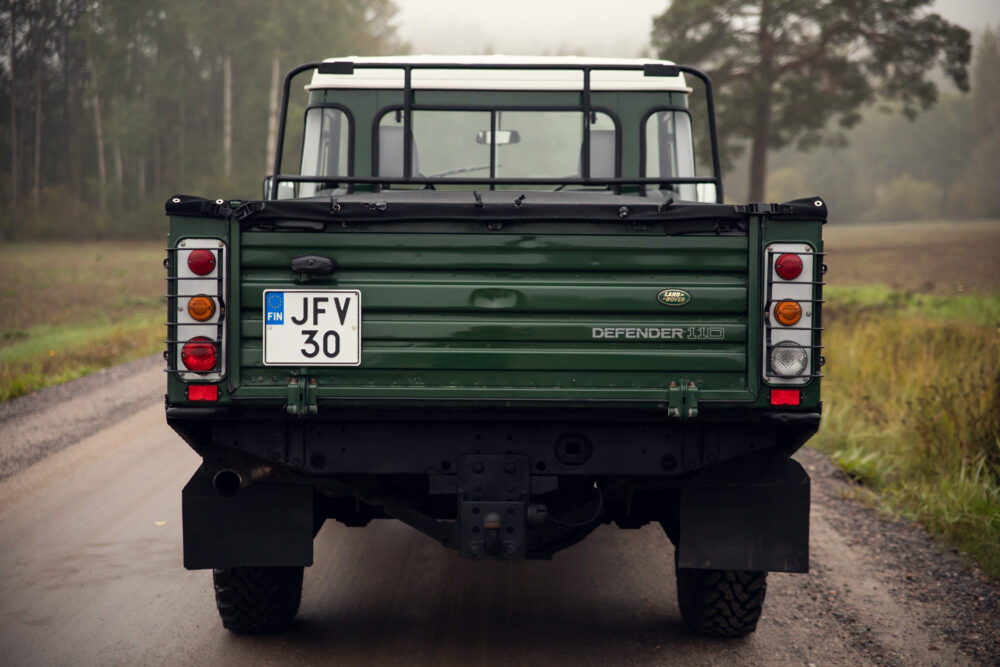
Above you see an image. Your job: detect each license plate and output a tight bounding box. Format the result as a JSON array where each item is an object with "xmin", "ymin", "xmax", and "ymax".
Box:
[{"xmin": 263, "ymin": 290, "xmax": 361, "ymax": 366}]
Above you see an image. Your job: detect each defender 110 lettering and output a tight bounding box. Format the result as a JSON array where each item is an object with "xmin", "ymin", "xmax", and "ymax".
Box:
[{"xmin": 164, "ymin": 56, "xmax": 826, "ymax": 638}]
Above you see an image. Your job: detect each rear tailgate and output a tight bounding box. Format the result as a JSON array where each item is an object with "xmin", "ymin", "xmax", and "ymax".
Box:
[{"xmin": 232, "ymin": 211, "xmax": 758, "ymax": 407}]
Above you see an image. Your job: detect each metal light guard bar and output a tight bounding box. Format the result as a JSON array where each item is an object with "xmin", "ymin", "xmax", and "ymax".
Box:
[
  {"xmin": 164, "ymin": 247, "xmax": 226, "ymax": 376},
  {"xmin": 764, "ymin": 249, "xmax": 826, "ymax": 381},
  {"xmin": 271, "ymin": 61, "xmax": 723, "ymax": 200}
]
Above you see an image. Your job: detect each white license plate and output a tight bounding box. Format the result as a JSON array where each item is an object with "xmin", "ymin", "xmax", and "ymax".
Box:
[{"xmin": 263, "ymin": 290, "xmax": 361, "ymax": 366}]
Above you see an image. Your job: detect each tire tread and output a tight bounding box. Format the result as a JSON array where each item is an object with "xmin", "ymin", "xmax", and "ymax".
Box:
[
  {"xmin": 212, "ymin": 566, "xmax": 303, "ymax": 634},
  {"xmin": 676, "ymin": 565, "xmax": 767, "ymax": 638}
]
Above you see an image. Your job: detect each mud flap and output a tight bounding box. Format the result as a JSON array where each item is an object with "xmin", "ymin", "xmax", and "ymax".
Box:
[
  {"xmin": 678, "ymin": 457, "xmax": 809, "ymax": 573},
  {"xmin": 181, "ymin": 465, "xmax": 313, "ymax": 569}
]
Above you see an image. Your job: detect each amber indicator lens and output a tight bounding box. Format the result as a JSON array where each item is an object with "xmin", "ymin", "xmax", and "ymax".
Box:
[
  {"xmin": 187, "ymin": 248, "xmax": 216, "ymax": 275},
  {"xmin": 181, "ymin": 336, "xmax": 218, "ymax": 372},
  {"xmin": 775, "ymin": 253, "xmax": 803, "ymax": 280},
  {"xmin": 774, "ymin": 300, "xmax": 802, "ymax": 326},
  {"xmin": 187, "ymin": 295, "xmax": 216, "ymax": 321}
]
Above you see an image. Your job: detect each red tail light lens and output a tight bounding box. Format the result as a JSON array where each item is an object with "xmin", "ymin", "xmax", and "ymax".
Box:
[
  {"xmin": 181, "ymin": 336, "xmax": 218, "ymax": 371},
  {"xmin": 775, "ymin": 253, "xmax": 803, "ymax": 280},
  {"xmin": 187, "ymin": 248, "xmax": 216, "ymax": 275},
  {"xmin": 187, "ymin": 384, "xmax": 219, "ymax": 401},
  {"xmin": 770, "ymin": 389, "xmax": 801, "ymax": 406}
]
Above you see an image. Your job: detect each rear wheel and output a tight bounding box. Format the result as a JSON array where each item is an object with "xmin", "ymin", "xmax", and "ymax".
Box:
[
  {"xmin": 675, "ymin": 559, "xmax": 767, "ymax": 638},
  {"xmin": 213, "ymin": 566, "xmax": 303, "ymax": 634}
]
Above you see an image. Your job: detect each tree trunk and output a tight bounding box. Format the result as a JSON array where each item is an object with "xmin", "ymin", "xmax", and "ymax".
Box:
[
  {"xmin": 153, "ymin": 135, "xmax": 161, "ymax": 196},
  {"xmin": 747, "ymin": 0, "xmax": 775, "ymax": 202},
  {"xmin": 113, "ymin": 141, "xmax": 123, "ymax": 210},
  {"xmin": 33, "ymin": 51, "xmax": 42, "ymax": 210},
  {"xmin": 137, "ymin": 154, "xmax": 146, "ymax": 200},
  {"xmin": 178, "ymin": 94, "xmax": 186, "ymax": 191},
  {"xmin": 61, "ymin": 20, "xmax": 78, "ymax": 196},
  {"xmin": 10, "ymin": 1, "xmax": 19, "ymax": 232},
  {"xmin": 223, "ymin": 53, "xmax": 232, "ymax": 180},
  {"xmin": 91, "ymin": 62, "xmax": 107, "ymax": 213},
  {"xmin": 747, "ymin": 106, "xmax": 771, "ymax": 201},
  {"xmin": 265, "ymin": 49, "xmax": 280, "ymax": 175}
]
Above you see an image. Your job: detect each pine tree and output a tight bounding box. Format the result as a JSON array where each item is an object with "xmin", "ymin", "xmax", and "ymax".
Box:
[{"xmin": 651, "ymin": 0, "xmax": 971, "ymax": 200}]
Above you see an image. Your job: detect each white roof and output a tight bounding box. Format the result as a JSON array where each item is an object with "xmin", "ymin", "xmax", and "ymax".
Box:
[{"xmin": 306, "ymin": 55, "xmax": 690, "ymax": 92}]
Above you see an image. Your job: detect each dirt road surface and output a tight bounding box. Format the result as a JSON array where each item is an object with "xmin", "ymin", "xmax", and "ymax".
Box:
[{"xmin": 0, "ymin": 357, "xmax": 997, "ymax": 666}]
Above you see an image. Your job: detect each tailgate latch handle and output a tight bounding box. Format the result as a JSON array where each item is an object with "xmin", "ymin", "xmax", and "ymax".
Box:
[{"xmin": 291, "ymin": 254, "xmax": 336, "ymax": 281}]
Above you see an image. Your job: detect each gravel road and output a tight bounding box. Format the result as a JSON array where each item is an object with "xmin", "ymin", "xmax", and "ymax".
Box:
[{"xmin": 0, "ymin": 358, "xmax": 997, "ymax": 666}]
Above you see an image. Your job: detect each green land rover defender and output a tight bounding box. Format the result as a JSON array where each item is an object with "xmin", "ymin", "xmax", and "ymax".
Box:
[{"xmin": 164, "ymin": 56, "xmax": 826, "ymax": 637}]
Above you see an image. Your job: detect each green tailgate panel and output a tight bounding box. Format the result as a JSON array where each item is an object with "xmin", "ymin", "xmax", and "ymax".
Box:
[{"xmin": 233, "ymin": 231, "xmax": 754, "ymax": 406}]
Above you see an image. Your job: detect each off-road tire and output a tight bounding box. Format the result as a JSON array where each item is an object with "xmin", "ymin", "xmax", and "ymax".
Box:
[
  {"xmin": 675, "ymin": 562, "xmax": 767, "ymax": 638},
  {"xmin": 213, "ymin": 566, "xmax": 303, "ymax": 634}
]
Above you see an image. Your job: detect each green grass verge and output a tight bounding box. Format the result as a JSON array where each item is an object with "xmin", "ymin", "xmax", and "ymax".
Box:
[
  {"xmin": 824, "ymin": 285, "xmax": 1000, "ymax": 323},
  {"xmin": 0, "ymin": 311, "xmax": 163, "ymax": 401},
  {"xmin": 814, "ymin": 287, "xmax": 1000, "ymax": 578},
  {"xmin": 0, "ymin": 241, "xmax": 164, "ymax": 402}
]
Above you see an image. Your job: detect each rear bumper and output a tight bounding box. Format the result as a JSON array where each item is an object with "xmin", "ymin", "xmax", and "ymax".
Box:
[{"xmin": 167, "ymin": 405, "xmax": 820, "ymax": 477}]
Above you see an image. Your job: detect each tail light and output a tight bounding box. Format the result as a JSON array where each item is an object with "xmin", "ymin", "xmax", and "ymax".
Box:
[
  {"xmin": 769, "ymin": 341, "xmax": 808, "ymax": 377},
  {"xmin": 774, "ymin": 300, "xmax": 802, "ymax": 326},
  {"xmin": 187, "ymin": 384, "xmax": 219, "ymax": 401},
  {"xmin": 187, "ymin": 295, "xmax": 217, "ymax": 321},
  {"xmin": 181, "ymin": 337, "xmax": 218, "ymax": 371},
  {"xmin": 770, "ymin": 389, "xmax": 801, "ymax": 406},
  {"xmin": 187, "ymin": 249, "xmax": 216, "ymax": 275},
  {"xmin": 167, "ymin": 239, "xmax": 227, "ymax": 385},
  {"xmin": 764, "ymin": 243, "xmax": 823, "ymax": 386},
  {"xmin": 775, "ymin": 254, "xmax": 803, "ymax": 280}
]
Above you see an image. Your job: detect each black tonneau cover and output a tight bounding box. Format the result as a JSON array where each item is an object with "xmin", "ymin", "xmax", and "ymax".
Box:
[{"xmin": 165, "ymin": 192, "xmax": 828, "ymax": 228}]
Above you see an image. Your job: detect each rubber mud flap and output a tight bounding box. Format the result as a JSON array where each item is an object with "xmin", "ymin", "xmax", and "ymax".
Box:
[
  {"xmin": 182, "ymin": 465, "xmax": 313, "ymax": 569},
  {"xmin": 678, "ymin": 457, "xmax": 809, "ymax": 572}
]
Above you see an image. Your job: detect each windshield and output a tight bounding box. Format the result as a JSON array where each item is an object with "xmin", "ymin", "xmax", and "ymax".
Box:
[{"xmin": 377, "ymin": 109, "xmax": 617, "ymax": 188}]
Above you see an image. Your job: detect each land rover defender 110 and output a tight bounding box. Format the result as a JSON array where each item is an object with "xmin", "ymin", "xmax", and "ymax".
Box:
[{"xmin": 164, "ymin": 56, "xmax": 826, "ymax": 637}]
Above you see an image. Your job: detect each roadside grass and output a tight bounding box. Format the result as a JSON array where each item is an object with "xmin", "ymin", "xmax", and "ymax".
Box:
[
  {"xmin": 0, "ymin": 242, "xmax": 164, "ymax": 400},
  {"xmin": 815, "ymin": 287, "xmax": 1000, "ymax": 579}
]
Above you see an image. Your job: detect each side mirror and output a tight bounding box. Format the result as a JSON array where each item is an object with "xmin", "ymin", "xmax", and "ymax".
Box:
[
  {"xmin": 261, "ymin": 176, "xmax": 296, "ymax": 200},
  {"xmin": 476, "ymin": 129, "xmax": 520, "ymax": 145}
]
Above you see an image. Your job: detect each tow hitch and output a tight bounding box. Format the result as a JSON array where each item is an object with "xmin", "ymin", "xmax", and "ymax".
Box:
[{"xmin": 457, "ymin": 454, "xmax": 529, "ymax": 560}]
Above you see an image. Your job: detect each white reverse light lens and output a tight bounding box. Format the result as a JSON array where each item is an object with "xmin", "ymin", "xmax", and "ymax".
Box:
[{"xmin": 770, "ymin": 341, "xmax": 808, "ymax": 377}]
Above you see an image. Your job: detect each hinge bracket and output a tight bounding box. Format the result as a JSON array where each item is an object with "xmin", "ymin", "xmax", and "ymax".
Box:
[
  {"xmin": 286, "ymin": 376, "xmax": 318, "ymax": 416},
  {"xmin": 667, "ymin": 380, "xmax": 700, "ymax": 419}
]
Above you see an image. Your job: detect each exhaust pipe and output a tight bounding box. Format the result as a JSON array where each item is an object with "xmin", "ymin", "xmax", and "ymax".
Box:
[{"xmin": 212, "ymin": 464, "xmax": 275, "ymax": 497}]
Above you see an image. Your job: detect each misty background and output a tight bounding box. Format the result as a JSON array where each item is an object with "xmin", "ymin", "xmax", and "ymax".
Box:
[{"xmin": 0, "ymin": 0, "xmax": 997, "ymax": 240}]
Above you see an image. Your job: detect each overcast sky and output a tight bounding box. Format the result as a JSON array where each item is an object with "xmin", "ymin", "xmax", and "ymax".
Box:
[{"xmin": 393, "ymin": 0, "xmax": 1000, "ymax": 57}]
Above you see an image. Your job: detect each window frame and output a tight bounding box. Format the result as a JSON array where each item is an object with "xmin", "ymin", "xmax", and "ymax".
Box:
[
  {"xmin": 638, "ymin": 106, "xmax": 699, "ymax": 197},
  {"xmin": 297, "ymin": 103, "xmax": 356, "ymax": 189}
]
